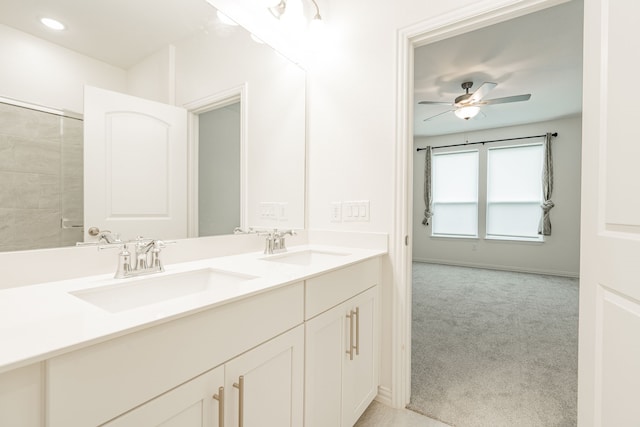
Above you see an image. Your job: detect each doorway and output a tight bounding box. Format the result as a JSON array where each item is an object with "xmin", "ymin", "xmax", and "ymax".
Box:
[
  {"xmin": 184, "ymin": 86, "xmax": 248, "ymax": 238},
  {"xmin": 197, "ymin": 101, "xmax": 242, "ymax": 236},
  {"xmin": 393, "ymin": 0, "xmax": 584, "ymax": 423}
]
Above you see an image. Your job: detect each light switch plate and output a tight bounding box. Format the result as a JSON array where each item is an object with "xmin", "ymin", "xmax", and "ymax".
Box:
[
  {"xmin": 343, "ymin": 200, "xmax": 370, "ymax": 222},
  {"xmin": 330, "ymin": 202, "xmax": 342, "ymax": 222}
]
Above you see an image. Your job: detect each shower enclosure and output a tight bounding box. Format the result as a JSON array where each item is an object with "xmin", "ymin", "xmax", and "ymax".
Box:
[{"xmin": 0, "ymin": 100, "xmax": 83, "ymax": 252}]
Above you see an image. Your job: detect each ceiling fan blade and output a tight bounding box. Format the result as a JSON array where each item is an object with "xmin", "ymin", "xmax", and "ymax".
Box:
[
  {"xmin": 467, "ymin": 82, "xmax": 497, "ymax": 104},
  {"xmin": 422, "ymin": 109, "xmax": 454, "ymax": 121},
  {"xmin": 418, "ymin": 101, "xmax": 454, "ymax": 105},
  {"xmin": 481, "ymin": 94, "xmax": 531, "ymax": 105}
]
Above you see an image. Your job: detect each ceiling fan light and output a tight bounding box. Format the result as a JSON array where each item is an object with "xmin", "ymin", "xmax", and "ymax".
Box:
[{"xmin": 454, "ymin": 106, "xmax": 480, "ymax": 120}]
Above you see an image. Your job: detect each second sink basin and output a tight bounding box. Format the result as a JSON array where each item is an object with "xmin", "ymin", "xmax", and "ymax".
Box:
[
  {"xmin": 262, "ymin": 249, "xmax": 350, "ymax": 266},
  {"xmin": 70, "ymin": 268, "xmax": 258, "ymax": 313}
]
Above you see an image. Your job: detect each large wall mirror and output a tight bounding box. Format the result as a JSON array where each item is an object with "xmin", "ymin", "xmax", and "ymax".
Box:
[{"xmin": 0, "ymin": 0, "xmax": 306, "ymax": 252}]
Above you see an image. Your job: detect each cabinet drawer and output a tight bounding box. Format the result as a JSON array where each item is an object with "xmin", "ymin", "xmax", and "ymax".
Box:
[
  {"xmin": 47, "ymin": 282, "xmax": 303, "ymax": 427},
  {"xmin": 305, "ymin": 258, "xmax": 380, "ymax": 320}
]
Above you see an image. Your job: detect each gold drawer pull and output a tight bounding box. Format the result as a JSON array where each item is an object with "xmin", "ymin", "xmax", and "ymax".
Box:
[
  {"xmin": 355, "ymin": 306, "xmax": 360, "ymax": 356},
  {"xmin": 213, "ymin": 386, "xmax": 225, "ymax": 427},
  {"xmin": 346, "ymin": 310, "xmax": 356, "ymax": 360},
  {"xmin": 233, "ymin": 376, "xmax": 244, "ymax": 427}
]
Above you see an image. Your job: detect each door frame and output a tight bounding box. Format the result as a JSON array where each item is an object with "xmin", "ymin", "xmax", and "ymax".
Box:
[
  {"xmin": 392, "ymin": 0, "xmax": 573, "ymax": 407},
  {"xmin": 183, "ymin": 84, "xmax": 249, "ymax": 237}
]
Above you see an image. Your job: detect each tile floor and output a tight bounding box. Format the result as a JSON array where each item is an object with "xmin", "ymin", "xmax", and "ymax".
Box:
[{"xmin": 355, "ymin": 401, "xmax": 452, "ymax": 427}]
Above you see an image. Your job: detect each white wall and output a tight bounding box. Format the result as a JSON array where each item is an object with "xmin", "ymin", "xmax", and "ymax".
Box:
[
  {"xmin": 0, "ymin": 24, "xmax": 126, "ymax": 113},
  {"xmin": 412, "ymin": 116, "xmax": 582, "ymax": 276},
  {"xmin": 302, "ymin": 0, "xmax": 479, "ymax": 400},
  {"xmin": 126, "ymin": 45, "xmax": 175, "ymax": 105},
  {"xmin": 172, "ymin": 27, "xmax": 306, "ymax": 230}
]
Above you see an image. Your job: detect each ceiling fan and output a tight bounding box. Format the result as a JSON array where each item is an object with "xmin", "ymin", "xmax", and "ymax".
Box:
[{"xmin": 418, "ymin": 81, "xmax": 531, "ymax": 121}]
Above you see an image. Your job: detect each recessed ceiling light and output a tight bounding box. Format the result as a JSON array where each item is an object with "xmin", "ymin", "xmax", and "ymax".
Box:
[{"xmin": 40, "ymin": 17, "xmax": 65, "ymax": 31}]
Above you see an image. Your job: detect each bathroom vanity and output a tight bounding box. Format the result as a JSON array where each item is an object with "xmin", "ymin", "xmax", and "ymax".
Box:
[{"xmin": 0, "ymin": 243, "xmax": 384, "ymax": 427}]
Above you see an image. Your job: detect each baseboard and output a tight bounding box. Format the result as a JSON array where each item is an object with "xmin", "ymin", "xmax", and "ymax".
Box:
[
  {"xmin": 411, "ymin": 257, "xmax": 579, "ymax": 278},
  {"xmin": 374, "ymin": 385, "xmax": 393, "ymax": 407}
]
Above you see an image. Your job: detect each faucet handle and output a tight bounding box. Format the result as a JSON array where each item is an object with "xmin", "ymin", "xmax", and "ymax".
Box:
[{"xmin": 153, "ymin": 240, "xmax": 176, "ymax": 249}]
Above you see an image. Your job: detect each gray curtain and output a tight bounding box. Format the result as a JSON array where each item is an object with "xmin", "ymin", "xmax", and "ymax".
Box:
[
  {"xmin": 538, "ymin": 133, "xmax": 554, "ymax": 235},
  {"xmin": 422, "ymin": 146, "xmax": 433, "ymax": 226}
]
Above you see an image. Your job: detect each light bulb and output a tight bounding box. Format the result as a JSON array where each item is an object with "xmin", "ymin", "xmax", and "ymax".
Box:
[
  {"xmin": 309, "ymin": 15, "xmax": 324, "ymax": 32},
  {"xmin": 281, "ymin": 0, "xmax": 305, "ymax": 30}
]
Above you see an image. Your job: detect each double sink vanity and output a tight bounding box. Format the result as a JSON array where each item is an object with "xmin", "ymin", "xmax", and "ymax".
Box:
[{"xmin": 0, "ymin": 236, "xmax": 386, "ymax": 427}]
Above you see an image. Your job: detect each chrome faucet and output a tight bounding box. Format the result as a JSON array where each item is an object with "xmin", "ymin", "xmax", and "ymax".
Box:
[
  {"xmin": 100, "ymin": 236, "xmax": 174, "ymax": 279},
  {"xmin": 263, "ymin": 229, "xmax": 296, "ymax": 255}
]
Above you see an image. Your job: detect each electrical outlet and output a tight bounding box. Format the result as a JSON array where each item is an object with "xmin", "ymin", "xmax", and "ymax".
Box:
[{"xmin": 259, "ymin": 202, "xmax": 277, "ymax": 220}]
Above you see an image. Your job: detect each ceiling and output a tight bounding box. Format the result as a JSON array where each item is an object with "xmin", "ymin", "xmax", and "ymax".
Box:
[
  {"xmin": 0, "ymin": 0, "xmax": 225, "ymax": 69},
  {"xmin": 414, "ymin": 0, "xmax": 584, "ymax": 137},
  {"xmin": 0, "ymin": 0, "xmax": 583, "ymax": 133}
]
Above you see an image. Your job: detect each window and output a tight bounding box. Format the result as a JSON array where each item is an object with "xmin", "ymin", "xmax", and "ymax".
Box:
[
  {"xmin": 486, "ymin": 144, "xmax": 543, "ymax": 240},
  {"xmin": 431, "ymin": 150, "xmax": 479, "ymax": 237}
]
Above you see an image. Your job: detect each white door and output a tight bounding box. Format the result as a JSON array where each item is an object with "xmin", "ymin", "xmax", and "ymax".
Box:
[
  {"xmin": 84, "ymin": 85, "xmax": 188, "ymax": 242},
  {"xmin": 578, "ymin": 1, "xmax": 640, "ymax": 426},
  {"xmin": 224, "ymin": 325, "xmax": 304, "ymax": 427}
]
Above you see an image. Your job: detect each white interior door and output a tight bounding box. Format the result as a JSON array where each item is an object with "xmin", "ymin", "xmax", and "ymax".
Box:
[
  {"xmin": 84, "ymin": 85, "xmax": 188, "ymax": 242},
  {"xmin": 579, "ymin": 0, "xmax": 640, "ymax": 425}
]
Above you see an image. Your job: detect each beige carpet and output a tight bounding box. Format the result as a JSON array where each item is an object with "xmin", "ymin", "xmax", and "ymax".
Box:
[{"xmin": 408, "ymin": 263, "xmax": 578, "ymax": 427}]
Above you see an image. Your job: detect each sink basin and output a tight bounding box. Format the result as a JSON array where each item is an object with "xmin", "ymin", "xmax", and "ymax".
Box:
[
  {"xmin": 262, "ymin": 249, "xmax": 350, "ymax": 266},
  {"xmin": 70, "ymin": 269, "xmax": 258, "ymax": 313}
]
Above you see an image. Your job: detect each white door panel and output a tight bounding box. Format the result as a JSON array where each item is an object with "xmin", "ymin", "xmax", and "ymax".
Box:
[
  {"xmin": 84, "ymin": 85, "xmax": 188, "ymax": 242},
  {"xmin": 599, "ymin": 290, "xmax": 640, "ymax": 425},
  {"xmin": 579, "ymin": 0, "xmax": 640, "ymax": 426}
]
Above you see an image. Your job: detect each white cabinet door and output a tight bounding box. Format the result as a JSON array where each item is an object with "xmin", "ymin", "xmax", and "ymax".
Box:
[
  {"xmin": 342, "ymin": 287, "xmax": 378, "ymax": 427},
  {"xmin": 104, "ymin": 366, "xmax": 224, "ymax": 427},
  {"xmin": 0, "ymin": 364, "xmax": 43, "ymax": 427},
  {"xmin": 224, "ymin": 325, "xmax": 304, "ymax": 427},
  {"xmin": 305, "ymin": 286, "xmax": 378, "ymax": 427},
  {"xmin": 305, "ymin": 302, "xmax": 345, "ymax": 427}
]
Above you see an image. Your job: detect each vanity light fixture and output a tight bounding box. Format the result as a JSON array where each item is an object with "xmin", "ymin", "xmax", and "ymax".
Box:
[
  {"xmin": 454, "ymin": 105, "xmax": 480, "ymax": 120},
  {"xmin": 309, "ymin": 0, "xmax": 323, "ymax": 29},
  {"xmin": 269, "ymin": 0, "xmax": 287, "ymax": 19},
  {"xmin": 268, "ymin": 0, "xmax": 323, "ymax": 27},
  {"xmin": 40, "ymin": 17, "xmax": 65, "ymax": 31}
]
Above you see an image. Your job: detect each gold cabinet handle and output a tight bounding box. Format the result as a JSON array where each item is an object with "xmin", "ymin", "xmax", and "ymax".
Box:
[
  {"xmin": 212, "ymin": 386, "xmax": 225, "ymax": 427},
  {"xmin": 233, "ymin": 376, "xmax": 244, "ymax": 427},
  {"xmin": 355, "ymin": 306, "xmax": 360, "ymax": 356},
  {"xmin": 346, "ymin": 310, "xmax": 355, "ymax": 360}
]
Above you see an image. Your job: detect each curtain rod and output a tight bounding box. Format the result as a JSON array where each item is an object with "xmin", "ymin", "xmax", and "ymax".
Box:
[{"xmin": 416, "ymin": 132, "xmax": 557, "ymax": 152}]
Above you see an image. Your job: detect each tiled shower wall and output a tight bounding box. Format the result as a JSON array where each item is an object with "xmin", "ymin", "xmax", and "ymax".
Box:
[{"xmin": 0, "ymin": 102, "xmax": 83, "ymax": 252}]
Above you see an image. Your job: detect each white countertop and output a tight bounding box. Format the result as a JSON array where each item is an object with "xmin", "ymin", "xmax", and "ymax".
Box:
[{"xmin": 0, "ymin": 244, "xmax": 385, "ymax": 374}]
